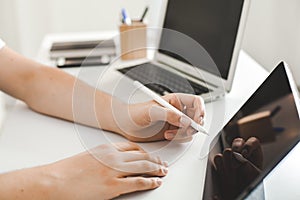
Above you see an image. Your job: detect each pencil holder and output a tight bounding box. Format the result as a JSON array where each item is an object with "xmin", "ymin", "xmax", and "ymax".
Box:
[{"xmin": 119, "ymin": 21, "xmax": 147, "ymax": 60}]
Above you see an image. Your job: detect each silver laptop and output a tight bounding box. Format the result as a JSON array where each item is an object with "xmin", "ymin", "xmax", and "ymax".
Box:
[{"xmin": 118, "ymin": 0, "xmax": 250, "ymax": 102}]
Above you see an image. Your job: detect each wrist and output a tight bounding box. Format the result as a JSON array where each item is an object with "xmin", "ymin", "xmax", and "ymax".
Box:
[
  {"xmin": 109, "ymin": 102, "xmax": 156, "ymax": 142},
  {"xmin": 94, "ymin": 92, "xmax": 128, "ymax": 134},
  {"xmin": 0, "ymin": 165, "xmax": 57, "ymax": 200},
  {"xmin": 37, "ymin": 163, "xmax": 71, "ymax": 200},
  {"xmin": 27, "ymin": 165, "xmax": 60, "ymax": 200}
]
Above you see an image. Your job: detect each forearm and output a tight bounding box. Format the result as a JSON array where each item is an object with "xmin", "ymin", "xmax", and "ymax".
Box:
[
  {"xmin": 0, "ymin": 47, "xmax": 124, "ymax": 133},
  {"xmin": 25, "ymin": 66, "xmax": 125, "ymax": 133},
  {"xmin": 0, "ymin": 167, "xmax": 53, "ymax": 200}
]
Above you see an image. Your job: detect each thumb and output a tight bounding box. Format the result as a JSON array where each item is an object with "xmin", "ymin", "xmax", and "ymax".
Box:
[{"xmin": 149, "ymin": 105, "xmax": 191, "ymax": 127}]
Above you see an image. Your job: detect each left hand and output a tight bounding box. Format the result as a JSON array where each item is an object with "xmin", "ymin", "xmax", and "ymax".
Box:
[
  {"xmin": 113, "ymin": 93, "xmax": 205, "ymax": 142},
  {"xmin": 41, "ymin": 142, "xmax": 167, "ymax": 200}
]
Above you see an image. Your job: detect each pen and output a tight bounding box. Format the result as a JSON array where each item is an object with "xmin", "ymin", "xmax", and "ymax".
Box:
[
  {"xmin": 121, "ymin": 8, "xmax": 132, "ymax": 25},
  {"xmin": 270, "ymin": 105, "xmax": 281, "ymax": 118},
  {"xmin": 133, "ymin": 81, "xmax": 209, "ymax": 135},
  {"xmin": 140, "ymin": 6, "xmax": 149, "ymax": 22}
]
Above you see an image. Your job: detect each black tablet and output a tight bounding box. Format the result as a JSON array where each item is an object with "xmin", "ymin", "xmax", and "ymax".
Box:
[{"xmin": 203, "ymin": 62, "xmax": 300, "ymax": 200}]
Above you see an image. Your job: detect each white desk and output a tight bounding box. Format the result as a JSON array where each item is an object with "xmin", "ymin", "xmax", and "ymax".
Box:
[{"xmin": 1, "ymin": 33, "xmax": 299, "ymax": 199}]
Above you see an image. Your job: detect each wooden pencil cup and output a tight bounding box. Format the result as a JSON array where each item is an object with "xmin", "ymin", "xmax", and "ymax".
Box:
[{"xmin": 119, "ymin": 21, "xmax": 147, "ymax": 60}]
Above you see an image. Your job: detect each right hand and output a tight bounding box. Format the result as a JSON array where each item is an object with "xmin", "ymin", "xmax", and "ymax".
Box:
[
  {"xmin": 114, "ymin": 93, "xmax": 205, "ymax": 142},
  {"xmin": 45, "ymin": 142, "xmax": 168, "ymax": 200}
]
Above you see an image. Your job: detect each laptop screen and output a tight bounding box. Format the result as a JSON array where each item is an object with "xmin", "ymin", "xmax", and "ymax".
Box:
[
  {"xmin": 202, "ymin": 63, "xmax": 300, "ymax": 200},
  {"xmin": 158, "ymin": 0, "xmax": 245, "ymax": 80}
]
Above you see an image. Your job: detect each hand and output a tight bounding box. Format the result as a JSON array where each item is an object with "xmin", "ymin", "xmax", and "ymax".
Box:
[
  {"xmin": 213, "ymin": 137, "xmax": 263, "ymax": 200},
  {"xmin": 114, "ymin": 93, "xmax": 205, "ymax": 142},
  {"xmin": 230, "ymin": 137, "xmax": 263, "ymax": 169},
  {"xmin": 44, "ymin": 142, "xmax": 168, "ymax": 200}
]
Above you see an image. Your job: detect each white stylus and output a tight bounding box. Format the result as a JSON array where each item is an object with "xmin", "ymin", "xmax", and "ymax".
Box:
[{"xmin": 133, "ymin": 81, "xmax": 209, "ymax": 135}]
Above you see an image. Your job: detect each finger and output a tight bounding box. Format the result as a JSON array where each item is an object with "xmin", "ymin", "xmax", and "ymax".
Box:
[
  {"xmin": 164, "ymin": 94, "xmax": 205, "ymax": 118},
  {"xmin": 222, "ymin": 148, "xmax": 233, "ymax": 169},
  {"xmin": 162, "ymin": 93, "xmax": 184, "ymax": 111},
  {"xmin": 199, "ymin": 116, "xmax": 204, "ymax": 126},
  {"xmin": 194, "ymin": 114, "xmax": 204, "ymax": 126},
  {"xmin": 194, "ymin": 112, "xmax": 205, "ymax": 126},
  {"xmin": 164, "ymin": 127, "xmax": 193, "ymax": 141},
  {"xmin": 118, "ymin": 177, "xmax": 162, "ymax": 195},
  {"xmin": 149, "ymin": 104, "xmax": 193, "ymax": 129},
  {"xmin": 178, "ymin": 94, "xmax": 205, "ymax": 118},
  {"xmin": 149, "ymin": 105, "xmax": 182, "ymax": 127},
  {"xmin": 122, "ymin": 160, "xmax": 168, "ymax": 177},
  {"xmin": 214, "ymin": 154, "xmax": 224, "ymax": 172},
  {"xmin": 176, "ymin": 125, "xmax": 192, "ymax": 139},
  {"xmin": 232, "ymin": 138, "xmax": 245, "ymax": 153},
  {"xmin": 164, "ymin": 129, "xmax": 177, "ymax": 140},
  {"xmin": 186, "ymin": 126, "xmax": 198, "ymax": 136},
  {"xmin": 182, "ymin": 105, "xmax": 188, "ymax": 115},
  {"xmin": 178, "ymin": 95, "xmax": 205, "ymax": 125},
  {"xmin": 242, "ymin": 137, "xmax": 261, "ymax": 158},
  {"xmin": 123, "ymin": 152, "xmax": 165, "ymax": 166},
  {"xmin": 169, "ymin": 93, "xmax": 200, "ymax": 108},
  {"xmin": 192, "ymin": 95, "xmax": 205, "ymax": 119},
  {"xmin": 90, "ymin": 143, "xmax": 117, "ymax": 155},
  {"xmin": 114, "ymin": 142, "xmax": 145, "ymax": 153},
  {"xmin": 185, "ymin": 107, "xmax": 204, "ymax": 126},
  {"xmin": 223, "ymin": 148, "xmax": 244, "ymax": 169}
]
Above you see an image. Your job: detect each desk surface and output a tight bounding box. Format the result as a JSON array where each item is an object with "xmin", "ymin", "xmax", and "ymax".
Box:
[{"xmin": 1, "ymin": 33, "xmax": 300, "ymax": 199}]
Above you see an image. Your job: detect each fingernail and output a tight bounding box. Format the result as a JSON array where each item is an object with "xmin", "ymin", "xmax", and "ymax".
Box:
[
  {"xmin": 161, "ymin": 167, "xmax": 168, "ymax": 175},
  {"xmin": 163, "ymin": 161, "xmax": 169, "ymax": 167},
  {"xmin": 165, "ymin": 132, "xmax": 174, "ymax": 140},
  {"xmin": 156, "ymin": 178, "xmax": 162, "ymax": 186},
  {"xmin": 180, "ymin": 116, "xmax": 191, "ymax": 126},
  {"xmin": 199, "ymin": 116, "xmax": 204, "ymax": 125}
]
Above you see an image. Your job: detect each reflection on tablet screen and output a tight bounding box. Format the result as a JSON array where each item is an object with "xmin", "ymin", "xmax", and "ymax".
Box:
[{"xmin": 203, "ymin": 62, "xmax": 300, "ymax": 200}]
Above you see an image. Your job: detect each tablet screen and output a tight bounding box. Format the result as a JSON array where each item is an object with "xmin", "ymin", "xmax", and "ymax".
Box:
[{"xmin": 203, "ymin": 62, "xmax": 300, "ymax": 200}]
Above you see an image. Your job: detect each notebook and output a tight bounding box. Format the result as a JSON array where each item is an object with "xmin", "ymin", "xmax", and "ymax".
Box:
[
  {"xmin": 202, "ymin": 62, "xmax": 300, "ymax": 200},
  {"xmin": 118, "ymin": 0, "xmax": 250, "ymax": 102}
]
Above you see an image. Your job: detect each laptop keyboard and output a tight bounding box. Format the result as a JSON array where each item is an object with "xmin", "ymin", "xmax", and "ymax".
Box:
[{"xmin": 118, "ymin": 62, "xmax": 211, "ymax": 95}]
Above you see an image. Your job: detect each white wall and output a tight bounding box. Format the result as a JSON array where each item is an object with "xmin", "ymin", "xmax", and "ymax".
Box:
[
  {"xmin": 0, "ymin": 0, "xmax": 300, "ymax": 88},
  {"xmin": 243, "ymin": 0, "xmax": 300, "ymax": 87},
  {"xmin": 0, "ymin": 0, "xmax": 20, "ymax": 51},
  {"xmin": 0, "ymin": 0, "xmax": 162, "ymax": 58}
]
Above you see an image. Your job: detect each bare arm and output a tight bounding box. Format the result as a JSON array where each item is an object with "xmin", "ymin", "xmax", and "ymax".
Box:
[
  {"xmin": 0, "ymin": 166, "xmax": 51, "ymax": 199},
  {"xmin": 0, "ymin": 46, "xmax": 121, "ymax": 132},
  {"xmin": 0, "ymin": 45, "xmax": 204, "ymax": 199},
  {"xmin": 0, "ymin": 142, "xmax": 167, "ymax": 200},
  {"xmin": 0, "ymin": 46, "xmax": 205, "ymax": 142}
]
